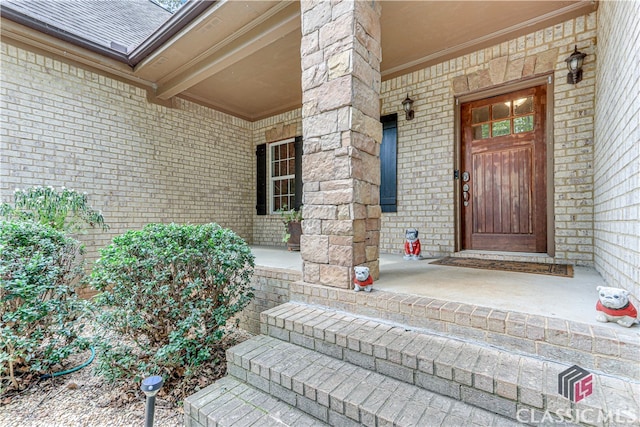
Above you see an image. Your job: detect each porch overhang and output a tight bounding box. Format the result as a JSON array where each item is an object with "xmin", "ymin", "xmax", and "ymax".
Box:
[{"xmin": 0, "ymin": 0, "xmax": 598, "ymax": 122}]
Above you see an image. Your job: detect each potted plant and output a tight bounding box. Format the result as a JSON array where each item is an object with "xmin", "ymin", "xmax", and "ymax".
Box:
[{"xmin": 277, "ymin": 205, "xmax": 303, "ymax": 251}]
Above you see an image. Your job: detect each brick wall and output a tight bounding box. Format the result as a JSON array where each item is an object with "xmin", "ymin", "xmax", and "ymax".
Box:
[
  {"xmin": 0, "ymin": 40, "xmax": 254, "ymax": 260},
  {"xmin": 594, "ymin": 1, "xmax": 640, "ymax": 299},
  {"xmin": 1, "ymin": 13, "xmax": 606, "ymax": 270},
  {"xmin": 380, "ymin": 13, "xmax": 598, "ymax": 265},
  {"xmin": 244, "ymin": 13, "xmax": 601, "ymax": 267},
  {"xmin": 251, "ymin": 111, "xmax": 302, "ymax": 247},
  {"xmin": 237, "ymin": 266, "xmax": 300, "ymax": 334}
]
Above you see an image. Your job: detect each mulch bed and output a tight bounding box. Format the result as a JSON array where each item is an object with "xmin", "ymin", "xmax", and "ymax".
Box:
[{"xmin": 0, "ymin": 328, "xmax": 252, "ymax": 427}]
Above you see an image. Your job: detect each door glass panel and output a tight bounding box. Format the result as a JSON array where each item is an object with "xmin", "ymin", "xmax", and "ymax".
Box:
[
  {"xmin": 514, "ymin": 96, "xmax": 533, "ymax": 115},
  {"xmin": 514, "ymin": 115, "xmax": 534, "ymax": 133},
  {"xmin": 492, "ymin": 120, "xmax": 511, "ymax": 136},
  {"xmin": 492, "ymin": 102, "xmax": 510, "ymax": 119},
  {"xmin": 473, "ymin": 124, "xmax": 490, "ymax": 139},
  {"xmin": 472, "ymin": 106, "xmax": 489, "ymax": 124}
]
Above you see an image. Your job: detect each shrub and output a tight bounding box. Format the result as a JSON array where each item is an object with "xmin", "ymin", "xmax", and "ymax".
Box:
[
  {"xmin": 0, "ymin": 220, "xmax": 90, "ymax": 392},
  {"xmin": 89, "ymin": 223, "xmax": 254, "ymax": 398},
  {"xmin": 0, "ymin": 186, "xmax": 108, "ymax": 233}
]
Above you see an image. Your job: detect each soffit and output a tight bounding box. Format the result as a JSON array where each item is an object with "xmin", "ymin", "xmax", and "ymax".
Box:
[
  {"xmin": 2, "ymin": 0, "xmax": 597, "ymax": 121},
  {"xmin": 380, "ymin": 1, "xmax": 594, "ymax": 78},
  {"xmin": 139, "ymin": 0, "xmax": 594, "ymax": 121}
]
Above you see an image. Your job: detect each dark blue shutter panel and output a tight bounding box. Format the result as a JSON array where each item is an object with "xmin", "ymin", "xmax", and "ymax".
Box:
[
  {"xmin": 294, "ymin": 136, "xmax": 303, "ymax": 210},
  {"xmin": 256, "ymin": 143, "xmax": 267, "ymax": 215},
  {"xmin": 380, "ymin": 114, "xmax": 398, "ymax": 212}
]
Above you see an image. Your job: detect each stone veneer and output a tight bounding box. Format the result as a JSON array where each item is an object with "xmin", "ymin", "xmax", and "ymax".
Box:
[{"xmin": 298, "ymin": 0, "xmax": 383, "ymax": 288}]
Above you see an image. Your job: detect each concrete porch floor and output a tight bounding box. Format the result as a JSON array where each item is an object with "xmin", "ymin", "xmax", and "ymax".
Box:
[{"xmin": 250, "ymin": 245, "xmax": 624, "ymax": 331}]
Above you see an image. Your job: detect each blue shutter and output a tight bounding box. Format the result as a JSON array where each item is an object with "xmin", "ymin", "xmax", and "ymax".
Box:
[
  {"xmin": 294, "ymin": 136, "xmax": 303, "ymax": 210},
  {"xmin": 256, "ymin": 143, "xmax": 267, "ymax": 215},
  {"xmin": 380, "ymin": 114, "xmax": 398, "ymax": 212}
]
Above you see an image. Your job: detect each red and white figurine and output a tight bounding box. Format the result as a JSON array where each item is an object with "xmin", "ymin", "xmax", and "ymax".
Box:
[
  {"xmin": 403, "ymin": 228, "xmax": 422, "ymax": 261},
  {"xmin": 595, "ymin": 286, "xmax": 639, "ymax": 328},
  {"xmin": 353, "ymin": 266, "xmax": 373, "ymax": 292}
]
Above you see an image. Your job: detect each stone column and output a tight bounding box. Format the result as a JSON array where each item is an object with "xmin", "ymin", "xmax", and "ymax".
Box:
[{"xmin": 299, "ymin": 0, "xmax": 382, "ymax": 288}]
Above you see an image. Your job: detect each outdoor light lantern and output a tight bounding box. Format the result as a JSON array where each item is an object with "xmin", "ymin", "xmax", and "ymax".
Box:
[
  {"xmin": 565, "ymin": 45, "xmax": 587, "ymax": 84},
  {"xmin": 402, "ymin": 94, "xmax": 415, "ymax": 121}
]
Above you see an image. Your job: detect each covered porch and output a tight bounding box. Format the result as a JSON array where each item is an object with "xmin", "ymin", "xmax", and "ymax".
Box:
[
  {"xmin": 251, "ymin": 245, "xmax": 614, "ymax": 329},
  {"xmin": 202, "ymin": 246, "xmax": 639, "ymax": 427}
]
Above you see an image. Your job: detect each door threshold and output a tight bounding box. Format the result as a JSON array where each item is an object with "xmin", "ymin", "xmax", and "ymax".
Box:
[{"xmin": 453, "ymin": 250, "xmax": 555, "ymax": 264}]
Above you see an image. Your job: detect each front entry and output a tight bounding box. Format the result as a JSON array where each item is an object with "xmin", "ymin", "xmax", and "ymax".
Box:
[{"xmin": 461, "ymin": 85, "xmax": 547, "ymax": 252}]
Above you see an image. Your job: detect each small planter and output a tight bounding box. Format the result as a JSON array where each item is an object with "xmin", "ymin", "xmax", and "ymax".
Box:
[
  {"xmin": 286, "ymin": 221, "xmax": 302, "ymax": 251},
  {"xmin": 277, "ymin": 205, "xmax": 303, "ymax": 251}
]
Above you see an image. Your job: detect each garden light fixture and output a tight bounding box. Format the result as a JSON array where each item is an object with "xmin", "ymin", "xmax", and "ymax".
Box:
[{"xmin": 141, "ymin": 375, "xmax": 163, "ymax": 427}]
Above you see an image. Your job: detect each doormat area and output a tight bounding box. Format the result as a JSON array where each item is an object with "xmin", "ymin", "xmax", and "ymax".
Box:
[{"xmin": 430, "ymin": 257, "xmax": 574, "ymax": 278}]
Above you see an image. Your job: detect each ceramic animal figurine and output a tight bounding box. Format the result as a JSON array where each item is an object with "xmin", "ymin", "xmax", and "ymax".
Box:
[
  {"xmin": 403, "ymin": 228, "xmax": 422, "ymax": 260},
  {"xmin": 595, "ymin": 286, "xmax": 639, "ymax": 327},
  {"xmin": 353, "ymin": 266, "xmax": 373, "ymax": 292}
]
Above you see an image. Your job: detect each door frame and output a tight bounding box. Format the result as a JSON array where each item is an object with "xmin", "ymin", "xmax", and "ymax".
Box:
[{"xmin": 453, "ymin": 74, "xmax": 555, "ymax": 256}]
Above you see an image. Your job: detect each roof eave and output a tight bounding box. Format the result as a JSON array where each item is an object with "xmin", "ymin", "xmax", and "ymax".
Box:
[
  {"xmin": 0, "ymin": 6, "xmax": 130, "ymax": 63},
  {"xmin": 0, "ymin": 0, "xmax": 217, "ymax": 67},
  {"xmin": 128, "ymin": 0, "xmax": 217, "ymax": 66}
]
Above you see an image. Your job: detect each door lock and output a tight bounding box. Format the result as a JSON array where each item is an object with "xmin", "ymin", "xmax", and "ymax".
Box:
[{"xmin": 462, "ymin": 172, "xmax": 470, "ymax": 206}]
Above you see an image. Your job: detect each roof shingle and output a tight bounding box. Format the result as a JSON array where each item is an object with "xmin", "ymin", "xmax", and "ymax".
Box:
[{"xmin": 2, "ymin": 0, "xmax": 172, "ymax": 52}]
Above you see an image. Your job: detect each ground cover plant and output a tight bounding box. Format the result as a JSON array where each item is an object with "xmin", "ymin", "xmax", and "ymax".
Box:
[
  {"xmin": 0, "ymin": 220, "xmax": 90, "ymax": 393},
  {"xmin": 1, "ymin": 187, "xmax": 106, "ymax": 394},
  {"xmin": 89, "ymin": 222, "xmax": 254, "ymax": 402},
  {"xmin": 0, "ymin": 186, "xmax": 108, "ymax": 233}
]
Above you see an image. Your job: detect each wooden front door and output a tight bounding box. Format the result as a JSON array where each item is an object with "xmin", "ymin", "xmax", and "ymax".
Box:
[{"xmin": 461, "ymin": 85, "xmax": 547, "ymax": 252}]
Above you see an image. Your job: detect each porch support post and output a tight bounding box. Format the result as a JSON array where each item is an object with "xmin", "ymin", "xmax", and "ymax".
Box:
[{"xmin": 299, "ymin": 0, "xmax": 382, "ymax": 288}]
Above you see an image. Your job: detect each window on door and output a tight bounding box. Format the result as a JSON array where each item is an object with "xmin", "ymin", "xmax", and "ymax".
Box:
[{"xmin": 471, "ymin": 96, "xmax": 534, "ymax": 140}]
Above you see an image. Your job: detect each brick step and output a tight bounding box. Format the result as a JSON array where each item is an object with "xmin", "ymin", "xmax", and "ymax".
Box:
[
  {"xmin": 184, "ymin": 375, "xmax": 330, "ymax": 427},
  {"xmin": 226, "ymin": 334, "xmax": 520, "ymax": 426},
  {"xmin": 259, "ymin": 302, "xmax": 640, "ymax": 425},
  {"xmin": 289, "ymin": 282, "xmax": 640, "ymax": 380}
]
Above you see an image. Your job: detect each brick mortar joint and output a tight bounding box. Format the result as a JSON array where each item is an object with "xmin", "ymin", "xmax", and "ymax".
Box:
[{"xmin": 288, "ymin": 285, "xmax": 636, "ymax": 358}]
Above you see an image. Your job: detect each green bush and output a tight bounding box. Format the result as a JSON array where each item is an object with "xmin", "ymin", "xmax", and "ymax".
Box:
[
  {"xmin": 0, "ymin": 220, "xmax": 90, "ymax": 392},
  {"xmin": 89, "ymin": 223, "xmax": 254, "ymax": 396},
  {"xmin": 0, "ymin": 186, "xmax": 108, "ymax": 233}
]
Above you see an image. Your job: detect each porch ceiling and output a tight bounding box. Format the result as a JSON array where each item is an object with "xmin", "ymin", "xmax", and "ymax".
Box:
[{"xmin": 4, "ymin": 0, "xmax": 597, "ymax": 122}]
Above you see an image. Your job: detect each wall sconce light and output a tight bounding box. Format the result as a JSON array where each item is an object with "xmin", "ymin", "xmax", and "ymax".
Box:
[
  {"xmin": 402, "ymin": 94, "xmax": 415, "ymax": 120},
  {"xmin": 565, "ymin": 45, "xmax": 587, "ymax": 84}
]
